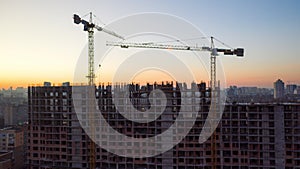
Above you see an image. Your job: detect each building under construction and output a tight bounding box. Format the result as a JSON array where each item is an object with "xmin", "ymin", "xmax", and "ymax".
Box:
[{"xmin": 27, "ymin": 82, "xmax": 300, "ymax": 169}]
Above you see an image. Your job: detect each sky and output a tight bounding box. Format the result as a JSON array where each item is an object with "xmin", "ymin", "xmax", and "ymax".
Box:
[{"xmin": 0, "ymin": 0, "xmax": 299, "ymax": 89}]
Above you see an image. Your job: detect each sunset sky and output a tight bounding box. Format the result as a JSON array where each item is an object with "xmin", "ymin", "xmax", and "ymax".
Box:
[{"xmin": 0, "ymin": 0, "xmax": 299, "ymax": 89}]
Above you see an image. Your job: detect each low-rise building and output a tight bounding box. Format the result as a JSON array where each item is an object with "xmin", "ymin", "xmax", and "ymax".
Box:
[
  {"xmin": 0, "ymin": 151, "xmax": 13, "ymax": 169},
  {"xmin": 0, "ymin": 127, "xmax": 24, "ymax": 169}
]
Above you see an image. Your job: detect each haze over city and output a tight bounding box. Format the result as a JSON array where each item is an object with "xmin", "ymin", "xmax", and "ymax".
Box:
[{"xmin": 0, "ymin": 0, "xmax": 299, "ymax": 89}]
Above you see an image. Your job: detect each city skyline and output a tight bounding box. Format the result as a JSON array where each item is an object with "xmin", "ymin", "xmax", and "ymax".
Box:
[{"xmin": 0, "ymin": 0, "xmax": 300, "ymax": 89}]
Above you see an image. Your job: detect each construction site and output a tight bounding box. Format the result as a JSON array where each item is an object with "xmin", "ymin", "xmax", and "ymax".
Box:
[
  {"xmin": 25, "ymin": 12, "xmax": 300, "ymax": 169},
  {"xmin": 27, "ymin": 81, "xmax": 300, "ymax": 169}
]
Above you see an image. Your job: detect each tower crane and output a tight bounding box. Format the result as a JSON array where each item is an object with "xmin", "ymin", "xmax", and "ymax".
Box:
[
  {"xmin": 107, "ymin": 38, "xmax": 243, "ymax": 91},
  {"xmin": 73, "ymin": 12, "xmax": 124, "ymax": 85},
  {"xmin": 107, "ymin": 38, "xmax": 244, "ymax": 169},
  {"xmin": 73, "ymin": 12, "xmax": 124, "ymax": 169}
]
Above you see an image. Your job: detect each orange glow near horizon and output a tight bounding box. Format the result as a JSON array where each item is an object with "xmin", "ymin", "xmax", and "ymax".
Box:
[
  {"xmin": 0, "ymin": 1, "xmax": 299, "ymax": 91},
  {"xmin": 2, "ymin": 72, "xmax": 299, "ymax": 90}
]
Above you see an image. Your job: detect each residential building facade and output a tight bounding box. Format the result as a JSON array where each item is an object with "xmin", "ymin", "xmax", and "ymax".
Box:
[{"xmin": 27, "ymin": 82, "xmax": 300, "ymax": 169}]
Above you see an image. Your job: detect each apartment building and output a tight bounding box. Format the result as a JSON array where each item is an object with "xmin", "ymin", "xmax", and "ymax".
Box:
[
  {"xmin": 0, "ymin": 127, "xmax": 25, "ymax": 169},
  {"xmin": 27, "ymin": 82, "xmax": 300, "ymax": 169}
]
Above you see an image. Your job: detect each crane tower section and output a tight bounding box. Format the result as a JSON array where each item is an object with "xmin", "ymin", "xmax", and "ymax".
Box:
[{"xmin": 73, "ymin": 12, "xmax": 124, "ymax": 85}]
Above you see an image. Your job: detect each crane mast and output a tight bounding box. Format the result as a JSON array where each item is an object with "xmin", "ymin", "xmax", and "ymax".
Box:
[
  {"xmin": 210, "ymin": 37, "xmax": 218, "ymax": 169},
  {"xmin": 73, "ymin": 12, "xmax": 124, "ymax": 169},
  {"xmin": 88, "ymin": 14, "xmax": 95, "ymax": 85},
  {"xmin": 107, "ymin": 38, "xmax": 244, "ymax": 169}
]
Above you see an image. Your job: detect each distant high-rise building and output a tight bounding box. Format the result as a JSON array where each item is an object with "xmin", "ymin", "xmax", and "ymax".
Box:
[
  {"xmin": 297, "ymin": 86, "xmax": 300, "ymax": 94},
  {"xmin": 227, "ymin": 86, "xmax": 238, "ymax": 96},
  {"xmin": 274, "ymin": 79, "xmax": 285, "ymax": 99},
  {"xmin": 0, "ymin": 87, "xmax": 27, "ymax": 99},
  {"xmin": 0, "ymin": 104, "xmax": 28, "ymax": 127},
  {"xmin": 0, "ymin": 117, "xmax": 4, "ymax": 128},
  {"xmin": 286, "ymin": 84, "xmax": 297, "ymax": 95},
  {"xmin": 3, "ymin": 105, "xmax": 13, "ymax": 126}
]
